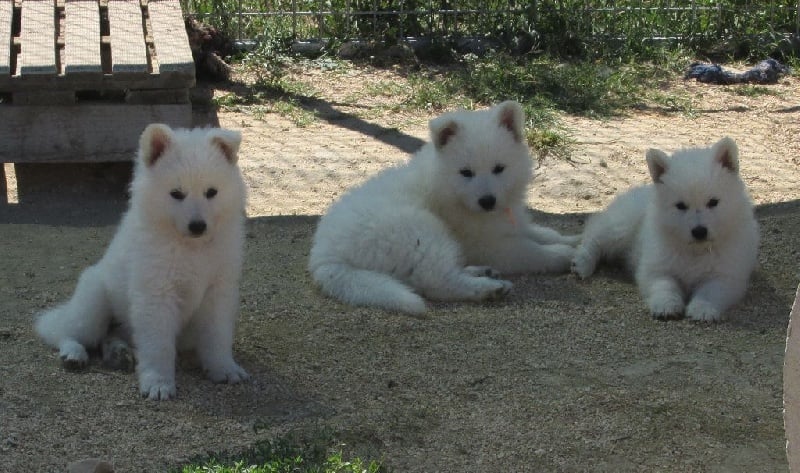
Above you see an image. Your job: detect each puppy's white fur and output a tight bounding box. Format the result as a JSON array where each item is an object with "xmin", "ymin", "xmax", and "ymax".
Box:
[
  {"xmin": 35, "ymin": 124, "xmax": 249, "ymax": 399},
  {"xmin": 572, "ymin": 137, "xmax": 759, "ymax": 321},
  {"xmin": 309, "ymin": 101, "xmax": 578, "ymax": 314}
]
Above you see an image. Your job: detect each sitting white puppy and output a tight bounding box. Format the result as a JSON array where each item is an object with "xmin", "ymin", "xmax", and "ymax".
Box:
[{"xmin": 35, "ymin": 124, "xmax": 250, "ymax": 399}]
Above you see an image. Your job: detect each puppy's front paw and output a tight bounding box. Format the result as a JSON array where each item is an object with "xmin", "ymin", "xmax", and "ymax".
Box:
[
  {"xmin": 205, "ymin": 361, "xmax": 250, "ymax": 384},
  {"xmin": 571, "ymin": 247, "xmax": 596, "ymax": 279},
  {"xmin": 648, "ymin": 294, "xmax": 685, "ymax": 320},
  {"xmin": 464, "ymin": 266, "xmax": 502, "ymax": 279},
  {"xmin": 547, "ymin": 244, "xmax": 576, "ymax": 273},
  {"xmin": 139, "ymin": 372, "xmax": 177, "ymax": 400},
  {"xmin": 59, "ymin": 340, "xmax": 89, "ymax": 371},
  {"xmin": 686, "ymin": 299, "xmax": 722, "ymax": 322}
]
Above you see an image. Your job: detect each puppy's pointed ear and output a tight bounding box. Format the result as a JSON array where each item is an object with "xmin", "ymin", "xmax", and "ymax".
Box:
[
  {"xmin": 711, "ymin": 136, "xmax": 739, "ymax": 173},
  {"xmin": 209, "ymin": 128, "xmax": 242, "ymax": 164},
  {"xmin": 495, "ymin": 100, "xmax": 525, "ymax": 143},
  {"xmin": 139, "ymin": 124, "xmax": 173, "ymax": 168},
  {"xmin": 646, "ymin": 148, "xmax": 670, "ymax": 184},
  {"xmin": 429, "ymin": 116, "xmax": 458, "ymax": 151}
]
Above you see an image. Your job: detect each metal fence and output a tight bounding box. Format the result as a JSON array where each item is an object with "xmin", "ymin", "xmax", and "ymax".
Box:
[{"xmin": 180, "ymin": 1, "xmax": 800, "ymax": 48}]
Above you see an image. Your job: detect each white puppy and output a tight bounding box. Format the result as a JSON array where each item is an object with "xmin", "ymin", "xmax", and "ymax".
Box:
[
  {"xmin": 309, "ymin": 101, "xmax": 578, "ymax": 314},
  {"xmin": 572, "ymin": 137, "xmax": 759, "ymax": 321},
  {"xmin": 35, "ymin": 124, "xmax": 249, "ymax": 399}
]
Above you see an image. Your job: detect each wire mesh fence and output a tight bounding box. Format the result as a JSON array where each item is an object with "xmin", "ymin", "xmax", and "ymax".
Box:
[{"xmin": 180, "ymin": 0, "xmax": 800, "ymax": 49}]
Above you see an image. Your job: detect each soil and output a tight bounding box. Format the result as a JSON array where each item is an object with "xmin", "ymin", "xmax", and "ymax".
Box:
[{"xmin": 1, "ymin": 63, "xmax": 799, "ymax": 472}]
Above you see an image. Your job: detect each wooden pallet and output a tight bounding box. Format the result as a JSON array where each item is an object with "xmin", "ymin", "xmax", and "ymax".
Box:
[{"xmin": 0, "ymin": 0, "xmax": 195, "ymax": 162}]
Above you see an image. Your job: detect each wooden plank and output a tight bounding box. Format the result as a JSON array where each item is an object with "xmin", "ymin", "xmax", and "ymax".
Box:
[
  {"xmin": 0, "ymin": 70, "xmax": 193, "ymax": 91},
  {"xmin": 0, "ymin": 103, "xmax": 192, "ymax": 162},
  {"xmin": 0, "ymin": 0, "xmax": 12, "ymax": 76},
  {"xmin": 107, "ymin": 0, "xmax": 147, "ymax": 75},
  {"xmin": 147, "ymin": 0, "xmax": 193, "ymax": 76},
  {"xmin": 19, "ymin": 0, "xmax": 57, "ymax": 76},
  {"xmin": 64, "ymin": 0, "xmax": 102, "ymax": 75}
]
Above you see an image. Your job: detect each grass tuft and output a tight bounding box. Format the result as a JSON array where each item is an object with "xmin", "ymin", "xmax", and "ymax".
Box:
[{"xmin": 174, "ymin": 430, "xmax": 385, "ymax": 473}]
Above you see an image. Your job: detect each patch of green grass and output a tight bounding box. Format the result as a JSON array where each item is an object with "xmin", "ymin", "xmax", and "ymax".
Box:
[
  {"xmin": 399, "ymin": 51, "xmax": 692, "ymax": 158},
  {"xmin": 404, "ymin": 71, "xmax": 469, "ymax": 111},
  {"xmin": 729, "ymin": 84, "xmax": 783, "ymax": 97},
  {"xmin": 174, "ymin": 431, "xmax": 385, "ymax": 473},
  {"xmin": 362, "ymin": 81, "xmax": 410, "ymax": 99},
  {"xmin": 527, "ymin": 127, "xmax": 574, "ymax": 160},
  {"xmin": 223, "ymin": 42, "xmax": 699, "ymax": 158},
  {"xmin": 644, "ymin": 90, "xmax": 696, "ymax": 116},
  {"xmin": 212, "ymin": 39, "xmax": 321, "ymax": 126}
]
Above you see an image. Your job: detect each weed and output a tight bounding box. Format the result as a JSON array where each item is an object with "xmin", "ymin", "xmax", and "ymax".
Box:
[
  {"xmin": 174, "ymin": 429, "xmax": 385, "ymax": 473},
  {"xmin": 730, "ymin": 85, "xmax": 783, "ymax": 97}
]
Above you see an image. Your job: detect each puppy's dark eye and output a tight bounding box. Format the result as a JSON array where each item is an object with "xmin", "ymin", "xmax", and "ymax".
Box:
[
  {"xmin": 205, "ymin": 188, "xmax": 218, "ymax": 199},
  {"xmin": 170, "ymin": 190, "xmax": 186, "ymax": 201},
  {"xmin": 492, "ymin": 164, "xmax": 505, "ymax": 174},
  {"xmin": 460, "ymin": 169, "xmax": 474, "ymax": 178},
  {"xmin": 707, "ymin": 198, "xmax": 719, "ymax": 208},
  {"xmin": 675, "ymin": 202, "xmax": 688, "ymax": 211}
]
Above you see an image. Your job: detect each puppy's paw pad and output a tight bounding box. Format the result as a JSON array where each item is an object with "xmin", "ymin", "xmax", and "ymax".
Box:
[{"xmin": 686, "ymin": 300, "xmax": 722, "ymax": 322}]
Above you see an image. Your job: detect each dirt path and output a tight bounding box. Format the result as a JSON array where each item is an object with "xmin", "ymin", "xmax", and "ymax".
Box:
[{"xmin": 0, "ymin": 69, "xmax": 798, "ymax": 472}]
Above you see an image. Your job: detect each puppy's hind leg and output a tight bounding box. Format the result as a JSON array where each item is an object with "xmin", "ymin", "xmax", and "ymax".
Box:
[
  {"xmin": 35, "ymin": 265, "xmax": 113, "ymax": 369},
  {"xmin": 420, "ymin": 267, "xmax": 513, "ymax": 302},
  {"xmin": 407, "ymin": 237, "xmax": 512, "ymax": 303},
  {"xmin": 525, "ymin": 222, "xmax": 581, "ymax": 247},
  {"xmin": 313, "ymin": 262, "xmax": 428, "ymax": 314}
]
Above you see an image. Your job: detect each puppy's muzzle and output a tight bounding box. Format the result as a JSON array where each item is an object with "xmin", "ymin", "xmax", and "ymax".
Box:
[
  {"xmin": 188, "ymin": 220, "xmax": 207, "ymax": 236},
  {"xmin": 691, "ymin": 225, "xmax": 708, "ymax": 241},
  {"xmin": 478, "ymin": 194, "xmax": 496, "ymax": 211}
]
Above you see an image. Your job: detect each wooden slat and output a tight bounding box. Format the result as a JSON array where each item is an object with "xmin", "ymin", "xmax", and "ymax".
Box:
[
  {"xmin": 0, "ymin": 103, "xmax": 192, "ymax": 162},
  {"xmin": 0, "ymin": 0, "xmax": 11, "ymax": 76},
  {"xmin": 0, "ymin": 71, "xmax": 191, "ymax": 91},
  {"xmin": 64, "ymin": 0, "xmax": 102, "ymax": 75},
  {"xmin": 107, "ymin": 0, "xmax": 147, "ymax": 75},
  {"xmin": 147, "ymin": 0, "xmax": 193, "ymax": 75},
  {"xmin": 19, "ymin": 0, "xmax": 57, "ymax": 76}
]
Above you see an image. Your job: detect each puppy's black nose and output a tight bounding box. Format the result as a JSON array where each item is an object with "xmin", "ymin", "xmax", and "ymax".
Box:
[
  {"xmin": 188, "ymin": 220, "xmax": 207, "ymax": 236},
  {"xmin": 478, "ymin": 195, "xmax": 496, "ymax": 211},
  {"xmin": 691, "ymin": 225, "xmax": 708, "ymax": 241}
]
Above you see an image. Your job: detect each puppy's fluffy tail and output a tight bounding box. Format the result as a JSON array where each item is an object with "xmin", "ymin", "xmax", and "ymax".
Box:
[
  {"xmin": 311, "ymin": 262, "xmax": 426, "ymax": 315},
  {"xmin": 35, "ymin": 265, "xmax": 112, "ymax": 349},
  {"xmin": 35, "ymin": 306, "xmax": 68, "ymax": 347}
]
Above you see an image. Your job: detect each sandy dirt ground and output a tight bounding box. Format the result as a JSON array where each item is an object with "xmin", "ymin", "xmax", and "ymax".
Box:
[{"xmin": 1, "ymin": 65, "xmax": 799, "ymax": 472}]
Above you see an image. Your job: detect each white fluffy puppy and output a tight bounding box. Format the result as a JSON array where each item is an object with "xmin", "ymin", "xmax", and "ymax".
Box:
[
  {"xmin": 309, "ymin": 101, "xmax": 578, "ymax": 314},
  {"xmin": 35, "ymin": 124, "xmax": 249, "ymax": 399},
  {"xmin": 572, "ymin": 137, "xmax": 759, "ymax": 321}
]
